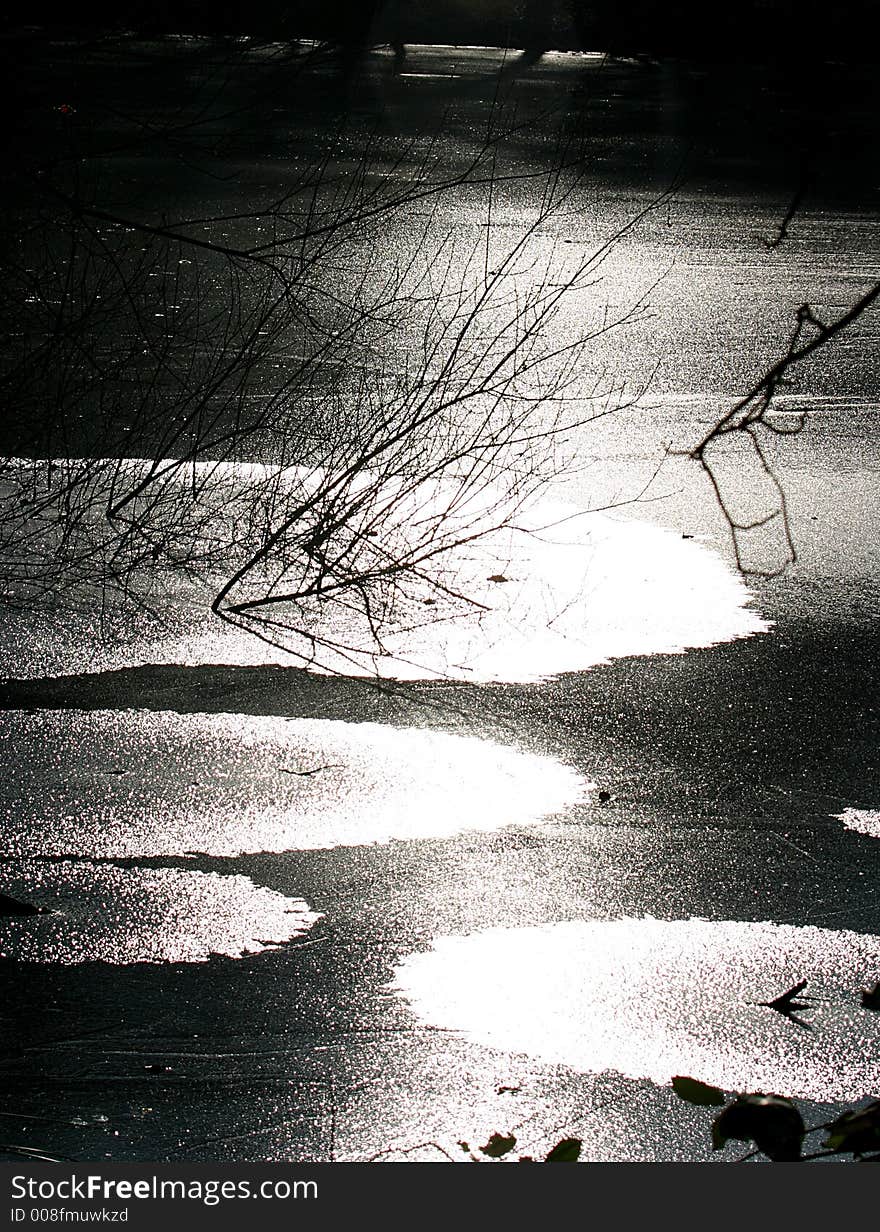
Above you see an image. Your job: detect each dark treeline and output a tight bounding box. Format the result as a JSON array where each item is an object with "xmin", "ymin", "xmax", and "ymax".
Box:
[{"xmin": 1, "ymin": 1, "xmax": 877, "ymax": 64}]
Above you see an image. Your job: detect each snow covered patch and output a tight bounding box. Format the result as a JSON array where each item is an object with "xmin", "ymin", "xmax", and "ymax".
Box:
[
  {"xmin": 0, "ymin": 861, "xmax": 320, "ymax": 964},
  {"xmin": 393, "ymin": 917, "xmax": 880, "ymax": 1102}
]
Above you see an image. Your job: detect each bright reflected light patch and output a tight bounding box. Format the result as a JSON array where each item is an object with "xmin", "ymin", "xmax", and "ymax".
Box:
[
  {"xmin": 0, "ymin": 861, "xmax": 320, "ymax": 964},
  {"xmin": 0, "ymin": 460, "xmax": 769, "ymax": 682},
  {"xmin": 392, "ymin": 919, "xmax": 880, "ymax": 1101},
  {"xmin": 0, "ymin": 711, "xmax": 588, "ymax": 858},
  {"xmin": 836, "ymin": 809, "xmax": 880, "ymax": 840},
  {"xmin": 307, "ymin": 503, "xmax": 770, "ymax": 682}
]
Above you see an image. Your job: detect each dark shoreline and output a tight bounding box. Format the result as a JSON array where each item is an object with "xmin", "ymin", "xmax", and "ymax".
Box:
[{"xmin": 4, "ymin": 0, "xmax": 880, "ymax": 66}]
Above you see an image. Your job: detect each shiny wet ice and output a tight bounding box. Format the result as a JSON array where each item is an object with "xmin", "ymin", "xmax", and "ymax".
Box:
[
  {"xmin": 393, "ymin": 917, "xmax": 880, "ymax": 1103},
  {"xmin": 0, "ymin": 710, "xmax": 589, "ymax": 858},
  {"xmin": 0, "ymin": 861, "xmax": 320, "ymax": 964}
]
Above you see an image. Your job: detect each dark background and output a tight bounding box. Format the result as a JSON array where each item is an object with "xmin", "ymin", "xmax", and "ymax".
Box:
[{"xmin": 1, "ymin": 2, "xmax": 877, "ymax": 65}]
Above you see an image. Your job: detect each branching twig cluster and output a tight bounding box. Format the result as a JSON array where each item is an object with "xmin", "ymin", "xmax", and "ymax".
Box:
[{"xmin": 0, "ymin": 35, "xmax": 667, "ymax": 671}]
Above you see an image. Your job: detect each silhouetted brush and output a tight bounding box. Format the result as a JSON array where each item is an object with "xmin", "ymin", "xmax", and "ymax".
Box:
[{"xmin": 757, "ymin": 979, "xmax": 813, "ymax": 1025}]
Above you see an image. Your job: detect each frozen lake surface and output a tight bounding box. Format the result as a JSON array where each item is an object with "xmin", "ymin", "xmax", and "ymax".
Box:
[{"xmin": 1, "ymin": 38, "xmax": 878, "ymax": 1165}]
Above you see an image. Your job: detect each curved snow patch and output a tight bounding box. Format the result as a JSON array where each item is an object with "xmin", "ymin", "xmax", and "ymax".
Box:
[
  {"xmin": 0, "ymin": 710, "xmax": 589, "ymax": 858},
  {"xmin": 0, "ymin": 861, "xmax": 320, "ymax": 964},
  {"xmin": 0, "ymin": 460, "xmax": 769, "ymax": 682},
  {"xmin": 392, "ymin": 918, "xmax": 880, "ymax": 1102},
  {"xmin": 836, "ymin": 809, "xmax": 880, "ymax": 840}
]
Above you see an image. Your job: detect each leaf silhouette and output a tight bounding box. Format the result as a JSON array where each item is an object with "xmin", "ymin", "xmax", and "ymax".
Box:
[
  {"xmin": 860, "ymin": 981, "xmax": 880, "ymax": 1011},
  {"xmin": 756, "ymin": 979, "xmax": 813, "ymax": 1026},
  {"xmin": 824, "ymin": 1102, "xmax": 880, "ymax": 1155},
  {"xmin": 480, "ymin": 1133, "xmax": 516, "ymax": 1158},
  {"xmin": 672, "ymin": 1076, "xmax": 727, "ymax": 1107},
  {"xmin": 545, "ymin": 1138, "xmax": 582, "ymax": 1162},
  {"xmin": 758, "ymin": 978, "xmax": 810, "ymax": 1012},
  {"xmin": 712, "ymin": 1094, "xmax": 805, "ymax": 1161}
]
